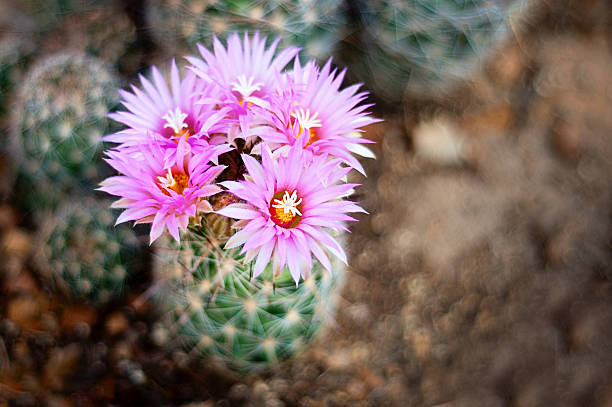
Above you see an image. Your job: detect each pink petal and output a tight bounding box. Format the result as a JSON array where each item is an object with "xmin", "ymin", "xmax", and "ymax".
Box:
[{"xmin": 216, "ymin": 203, "xmax": 260, "ymax": 220}]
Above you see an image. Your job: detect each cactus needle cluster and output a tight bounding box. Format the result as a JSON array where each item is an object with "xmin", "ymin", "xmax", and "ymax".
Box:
[
  {"xmin": 37, "ymin": 200, "xmax": 140, "ymax": 304},
  {"xmin": 13, "ymin": 53, "xmax": 118, "ymax": 212},
  {"xmin": 155, "ymin": 225, "xmax": 344, "ymax": 372}
]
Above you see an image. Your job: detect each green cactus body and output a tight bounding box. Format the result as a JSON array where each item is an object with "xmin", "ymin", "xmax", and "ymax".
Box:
[
  {"xmin": 147, "ymin": 0, "xmax": 347, "ymax": 62},
  {"xmin": 0, "ymin": 35, "xmax": 36, "ymax": 199},
  {"xmin": 0, "ymin": 35, "xmax": 35, "ymax": 122},
  {"xmin": 37, "ymin": 200, "xmax": 141, "ymax": 305},
  {"xmin": 4, "ymin": 1, "xmax": 135, "ymax": 71},
  {"xmin": 155, "ymin": 222, "xmax": 344, "ymax": 373},
  {"xmin": 11, "ymin": 53, "xmax": 119, "ymax": 212},
  {"xmin": 39, "ymin": 6, "xmax": 137, "ymax": 71},
  {"xmin": 10, "ymin": 0, "xmax": 107, "ymax": 32},
  {"xmin": 347, "ymin": 0, "xmax": 529, "ymax": 101}
]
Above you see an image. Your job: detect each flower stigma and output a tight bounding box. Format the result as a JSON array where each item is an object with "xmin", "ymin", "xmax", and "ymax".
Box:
[
  {"xmin": 291, "ymin": 108, "xmax": 321, "ymax": 146},
  {"xmin": 270, "ymin": 190, "xmax": 303, "ymax": 228},
  {"xmin": 231, "ymin": 74, "xmax": 263, "ymax": 105},
  {"xmin": 157, "ymin": 168, "xmax": 189, "ymax": 196},
  {"xmin": 163, "ymin": 107, "xmax": 191, "ymax": 140}
]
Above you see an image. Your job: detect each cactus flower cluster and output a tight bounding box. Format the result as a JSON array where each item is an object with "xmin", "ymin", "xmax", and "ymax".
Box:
[{"xmin": 100, "ymin": 33, "xmax": 377, "ymax": 285}]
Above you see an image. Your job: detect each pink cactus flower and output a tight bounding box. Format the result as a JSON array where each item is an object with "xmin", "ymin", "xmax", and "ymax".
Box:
[
  {"xmin": 99, "ymin": 142, "xmax": 225, "ymax": 244},
  {"xmin": 104, "ymin": 60, "xmax": 231, "ymax": 167},
  {"xmin": 216, "ymin": 144, "xmax": 365, "ymax": 284},
  {"xmin": 261, "ymin": 59, "xmax": 378, "ymax": 174},
  {"xmin": 187, "ymin": 32, "xmax": 299, "ymax": 144},
  {"xmin": 98, "ymin": 33, "xmax": 377, "ymax": 277}
]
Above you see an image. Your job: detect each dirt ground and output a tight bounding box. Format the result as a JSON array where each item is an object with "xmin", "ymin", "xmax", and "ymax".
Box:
[{"xmin": 1, "ymin": 1, "xmax": 611, "ymax": 406}]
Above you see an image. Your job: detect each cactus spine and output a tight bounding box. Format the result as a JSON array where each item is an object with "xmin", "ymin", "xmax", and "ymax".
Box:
[
  {"xmin": 345, "ymin": 0, "xmax": 529, "ymax": 101},
  {"xmin": 155, "ymin": 223, "xmax": 344, "ymax": 373},
  {"xmin": 37, "ymin": 200, "xmax": 140, "ymax": 305},
  {"xmin": 0, "ymin": 35, "xmax": 35, "ymax": 122},
  {"xmin": 11, "ymin": 53, "xmax": 119, "ymax": 212},
  {"xmin": 39, "ymin": 6, "xmax": 137, "ymax": 71},
  {"xmin": 147, "ymin": 0, "xmax": 347, "ymax": 62}
]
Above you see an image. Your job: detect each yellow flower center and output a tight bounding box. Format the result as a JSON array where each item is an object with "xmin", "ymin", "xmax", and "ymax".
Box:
[
  {"xmin": 237, "ymin": 99, "xmax": 253, "ymax": 108},
  {"xmin": 303, "ymin": 127, "xmax": 318, "ymax": 147},
  {"xmin": 157, "ymin": 169, "xmax": 189, "ymax": 196},
  {"xmin": 269, "ymin": 190, "xmax": 303, "ymax": 228},
  {"xmin": 174, "ymin": 127, "xmax": 191, "ymax": 142}
]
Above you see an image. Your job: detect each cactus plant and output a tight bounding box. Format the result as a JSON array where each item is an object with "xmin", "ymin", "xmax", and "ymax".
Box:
[
  {"xmin": 344, "ymin": 0, "xmax": 529, "ymax": 102},
  {"xmin": 36, "ymin": 199, "xmax": 141, "ymax": 305},
  {"xmin": 8, "ymin": 0, "xmax": 106, "ymax": 33},
  {"xmin": 0, "ymin": 35, "xmax": 35, "ymax": 122},
  {"xmin": 39, "ymin": 5, "xmax": 137, "ymax": 72},
  {"xmin": 3, "ymin": 0, "xmax": 136, "ymax": 71},
  {"xmin": 147, "ymin": 0, "xmax": 347, "ymax": 62},
  {"xmin": 0, "ymin": 35, "xmax": 36, "ymax": 199},
  {"xmin": 154, "ymin": 223, "xmax": 344, "ymax": 373},
  {"xmin": 99, "ymin": 35, "xmax": 371, "ymax": 373},
  {"xmin": 11, "ymin": 53, "xmax": 119, "ymax": 212}
]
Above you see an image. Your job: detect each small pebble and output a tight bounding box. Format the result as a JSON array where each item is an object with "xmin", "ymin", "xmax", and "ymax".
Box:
[
  {"xmin": 105, "ymin": 312, "xmax": 128, "ymax": 336},
  {"xmin": 550, "ymin": 116, "xmax": 581, "ymax": 160}
]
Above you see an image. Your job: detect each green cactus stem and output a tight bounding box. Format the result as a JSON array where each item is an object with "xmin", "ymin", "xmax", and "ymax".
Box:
[
  {"xmin": 36, "ymin": 199, "xmax": 141, "ymax": 305},
  {"xmin": 11, "ymin": 53, "xmax": 119, "ymax": 213},
  {"xmin": 154, "ymin": 223, "xmax": 345, "ymax": 373},
  {"xmin": 344, "ymin": 0, "xmax": 529, "ymax": 102},
  {"xmin": 147, "ymin": 0, "xmax": 347, "ymax": 62}
]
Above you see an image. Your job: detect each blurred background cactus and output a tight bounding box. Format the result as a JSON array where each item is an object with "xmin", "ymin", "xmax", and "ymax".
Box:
[
  {"xmin": 147, "ymin": 0, "xmax": 348, "ymax": 62},
  {"xmin": 0, "ymin": 35, "xmax": 35, "ymax": 123},
  {"xmin": 154, "ymin": 224, "xmax": 344, "ymax": 373},
  {"xmin": 146, "ymin": 0, "xmax": 531, "ymax": 103},
  {"xmin": 342, "ymin": 0, "xmax": 530, "ymax": 103},
  {"xmin": 11, "ymin": 53, "xmax": 119, "ymax": 213},
  {"xmin": 38, "ymin": 4, "xmax": 137, "ymax": 72},
  {"xmin": 5, "ymin": 0, "xmax": 116, "ymax": 34},
  {"xmin": 0, "ymin": 35, "xmax": 36, "ymax": 198},
  {"xmin": 36, "ymin": 199, "xmax": 141, "ymax": 305}
]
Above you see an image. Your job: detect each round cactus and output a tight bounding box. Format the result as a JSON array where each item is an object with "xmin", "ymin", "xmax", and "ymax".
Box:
[
  {"xmin": 36, "ymin": 199, "xmax": 141, "ymax": 305},
  {"xmin": 345, "ymin": 0, "xmax": 529, "ymax": 102},
  {"xmin": 0, "ymin": 34, "xmax": 35, "ymax": 122},
  {"xmin": 11, "ymin": 53, "xmax": 119, "ymax": 212},
  {"xmin": 8, "ymin": 0, "xmax": 106, "ymax": 32},
  {"xmin": 154, "ymin": 224, "xmax": 344, "ymax": 373},
  {"xmin": 0, "ymin": 35, "xmax": 36, "ymax": 199},
  {"xmin": 147, "ymin": 0, "xmax": 347, "ymax": 62},
  {"xmin": 39, "ymin": 5, "xmax": 137, "ymax": 71}
]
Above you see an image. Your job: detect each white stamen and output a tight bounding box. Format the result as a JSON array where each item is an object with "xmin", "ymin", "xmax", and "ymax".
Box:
[
  {"xmin": 163, "ymin": 107, "xmax": 188, "ymax": 134},
  {"xmin": 157, "ymin": 168, "xmax": 176, "ymax": 189},
  {"xmin": 272, "ymin": 190, "xmax": 303, "ymax": 217},
  {"xmin": 230, "ymin": 74, "xmax": 263, "ymax": 98},
  {"xmin": 290, "ymin": 108, "xmax": 322, "ymax": 135}
]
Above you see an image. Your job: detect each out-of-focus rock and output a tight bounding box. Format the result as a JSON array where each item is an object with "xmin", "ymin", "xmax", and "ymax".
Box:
[
  {"xmin": 1, "ymin": 229, "xmax": 32, "ymax": 258},
  {"xmin": 4, "ymin": 270, "xmax": 38, "ymax": 295},
  {"xmin": 412, "ymin": 116, "xmax": 470, "ymax": 166},
  {"xmin": 0, "ymin": 205, "xmax": 17, "ymax": 231},
  {"xmin": 43, "ymin": 344, "xmax": 82, "ymax": 391},
  {"xmin": 60, "ymin": 305, "xmax": 97, "ymax": 335},
  {"xmin": 105, "ymin": 312, "xmax": 128, "ymax": 337},
  {"xmin": 550, "ymin": 115, "xmax": 581, "ymax": 160},
  {"xmin": 7, "ymin": 295, "xmax": 43, "ymax": 331}
]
